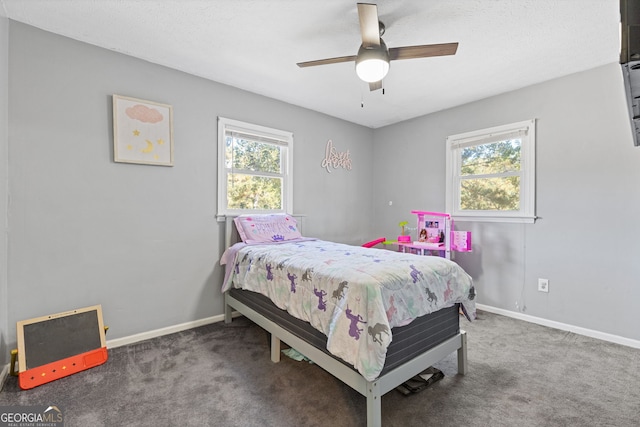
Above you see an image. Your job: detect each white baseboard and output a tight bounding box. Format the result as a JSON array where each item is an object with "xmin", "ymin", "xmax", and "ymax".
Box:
[
  {"xmin": 110, "ymin": 305, "xmax": 640, "ymax": 351},
  {"xmin": 106, "ymin": 312, "xmax": 240, "ymax": 349},
  {"xmin": 477, "ymin": 304, "xmax": 640, "ymax": 349}
]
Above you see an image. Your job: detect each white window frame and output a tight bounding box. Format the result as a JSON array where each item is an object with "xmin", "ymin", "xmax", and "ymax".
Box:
[
  {"xmin": 445, "ymin": 119, "xmax": 536, "ymax": 223},
  {"xmin": 217, "ymin": 117, "xmax": 293, "ymax": 218}
]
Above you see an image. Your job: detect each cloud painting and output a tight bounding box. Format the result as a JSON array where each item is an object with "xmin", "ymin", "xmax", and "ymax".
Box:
[{"xmin": 113, "ymin": 95, "xmax": 174, "ymax": 166}]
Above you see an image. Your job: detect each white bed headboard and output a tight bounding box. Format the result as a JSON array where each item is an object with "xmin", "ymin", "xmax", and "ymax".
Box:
[{"xmin": 224, "ymin": 215, "xmax": 305, "ymax": 249}]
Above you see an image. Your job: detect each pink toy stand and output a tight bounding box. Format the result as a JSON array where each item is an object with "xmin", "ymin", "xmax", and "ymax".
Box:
[{"xmin": 392, "ymin": 210, "xmax": 472, "ymax": 259}]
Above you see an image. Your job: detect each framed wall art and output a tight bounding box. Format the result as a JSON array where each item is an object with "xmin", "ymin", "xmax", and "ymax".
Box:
[{"xmin": 113, "ymin": 95, "xmax": 174, "ymax": 166}]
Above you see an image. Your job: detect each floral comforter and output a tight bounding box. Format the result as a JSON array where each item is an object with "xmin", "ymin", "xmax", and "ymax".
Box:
[{"xmin": 221, "ymin": 239, "xmax": 475, "ymax": 382}]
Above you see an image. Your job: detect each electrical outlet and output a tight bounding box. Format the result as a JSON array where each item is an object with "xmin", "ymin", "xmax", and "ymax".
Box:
[{"xmin": 538, "ymin": 278, "xmax": 549, "ymax": 293}]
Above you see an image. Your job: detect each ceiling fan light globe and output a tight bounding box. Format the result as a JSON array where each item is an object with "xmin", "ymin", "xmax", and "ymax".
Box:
[
  {"xmin": 355, "ymin": 41, "xmax": 390, "ymax": 83},
  {"xmin": 356, "ymin": 59, "xmax": 389, "ymax": 82}
]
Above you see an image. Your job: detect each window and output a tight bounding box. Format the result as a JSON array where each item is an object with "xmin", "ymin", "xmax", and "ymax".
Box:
[
  {"xmin": 217, "ymin": 117, "xmax": 293, "ymax": 217},
  {"xmin": 446, "ymin": 119, "xmax": 536, "ymax": 223}
]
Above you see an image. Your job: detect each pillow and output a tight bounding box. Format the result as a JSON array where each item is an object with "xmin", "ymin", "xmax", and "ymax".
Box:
[{"xmin": 234, "ymin": 214, "xmax": 302, "ymax": 243}]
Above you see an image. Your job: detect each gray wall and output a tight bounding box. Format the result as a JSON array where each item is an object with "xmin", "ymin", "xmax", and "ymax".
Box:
[
  {"xmin": 4, "ymin": 21, "xmax": 373, "ymax": 351},
  {"xmin": 373, "ymin": 63, "xmax": 640, "ymax": 341},
  {"xmin": 0, "ymin": 15, "xmax": 9, "ymax": 366}
]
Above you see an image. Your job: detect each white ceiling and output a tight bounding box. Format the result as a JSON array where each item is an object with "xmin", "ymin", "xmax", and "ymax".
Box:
[{"xmin": 0, "ymin": 0, "xmax": 621, "ymax": 128}]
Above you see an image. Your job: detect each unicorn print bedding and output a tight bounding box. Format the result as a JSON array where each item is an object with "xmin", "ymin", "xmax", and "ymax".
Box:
[{"xmin": 221, "ymin": 239, "xmax": 475, "ymax": 382}]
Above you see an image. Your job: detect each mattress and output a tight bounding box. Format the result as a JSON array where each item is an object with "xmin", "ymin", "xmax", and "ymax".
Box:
[{"xmin": 228, "ymin": 288, "xmax": 460, "ymax": 376}]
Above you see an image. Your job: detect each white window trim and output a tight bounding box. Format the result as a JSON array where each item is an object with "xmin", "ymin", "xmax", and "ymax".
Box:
[
  {"xmin": 445, "ymin": 119, "xmax": 536, "ymax": 223},
  {"xmin": 217, "ymin": 117, "xmax": 293, "ymax": 218}
]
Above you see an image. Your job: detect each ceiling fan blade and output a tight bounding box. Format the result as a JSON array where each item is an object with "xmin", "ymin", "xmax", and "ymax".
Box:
[
  {"xmin": 389, "ymin": 42, "xmax": 458, "ymax": 61},
  {"xmin": 297, "ymin": 55, "xmax": 357, "ymax": 68},
  {"xmin": 357, "ymin": 3, "xmax": 380, "ymax": 47},
  {"xmin": 369, "ymin": 80, "xmax": 382, "ymax": 91}
]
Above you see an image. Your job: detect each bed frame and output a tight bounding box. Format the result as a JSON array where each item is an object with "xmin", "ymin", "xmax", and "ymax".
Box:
[{"xmin": 222, "ymin": 217, "xmax": 468, "ymax": 427}]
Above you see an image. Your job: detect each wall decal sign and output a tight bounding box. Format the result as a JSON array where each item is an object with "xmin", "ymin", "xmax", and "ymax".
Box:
[
  {"xmin": 113, "ymin": 95, "xmax": 174, "ymax": 166},
  {"xmin": 321, "ymin": 139, "xmax": 352, "ymax": 173}
]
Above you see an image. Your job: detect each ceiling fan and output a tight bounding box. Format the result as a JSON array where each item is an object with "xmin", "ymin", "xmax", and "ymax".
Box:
[{"xmin": 297, "ymin": 3, "xmax": 458, "ymax": 91}]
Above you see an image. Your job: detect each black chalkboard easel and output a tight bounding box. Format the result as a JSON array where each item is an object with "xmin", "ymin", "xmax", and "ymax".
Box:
[{"xmin": 16, "ymin": 305, "xmax": 108, "ymax": 389}]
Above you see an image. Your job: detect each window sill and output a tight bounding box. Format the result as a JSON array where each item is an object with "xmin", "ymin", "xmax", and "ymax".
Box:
[{"xmin": 451, "ymin": 215, "xmax": 536, "ymax": 224}]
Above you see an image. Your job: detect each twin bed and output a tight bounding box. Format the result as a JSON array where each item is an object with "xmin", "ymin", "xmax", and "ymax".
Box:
[{"xmin": 221, "ymin": 214, "xmax": 475, "ymax": 427}]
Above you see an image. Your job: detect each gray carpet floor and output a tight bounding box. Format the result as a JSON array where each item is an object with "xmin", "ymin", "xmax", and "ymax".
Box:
[{"xmin": 1, "ymin": 310, "xmax": 639, "ymax": 426}]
